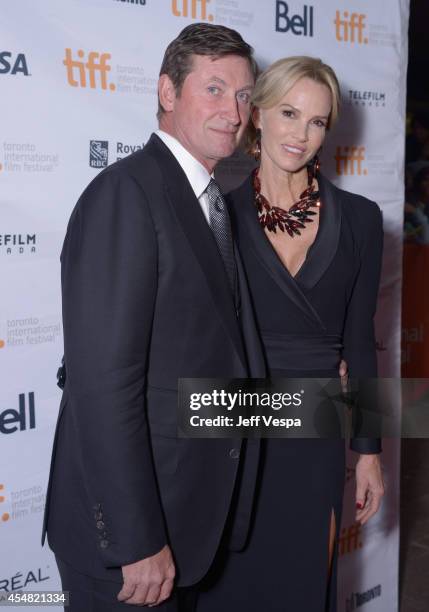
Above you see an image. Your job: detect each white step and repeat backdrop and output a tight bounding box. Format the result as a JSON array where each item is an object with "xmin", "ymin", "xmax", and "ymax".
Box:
[{"xmin": 1, "ymin": 1, "xmax": 408, "ymax": 610}]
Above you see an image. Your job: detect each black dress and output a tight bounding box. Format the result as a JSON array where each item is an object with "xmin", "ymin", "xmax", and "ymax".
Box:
[{"xmin": 197, "ymin": 174, "xmax": 383, "ymax": 612}]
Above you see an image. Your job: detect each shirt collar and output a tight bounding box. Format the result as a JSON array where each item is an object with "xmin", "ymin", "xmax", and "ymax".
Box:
[{"xmin": 156, "ymin": 130, "xmax": 212, "ymax": 199}]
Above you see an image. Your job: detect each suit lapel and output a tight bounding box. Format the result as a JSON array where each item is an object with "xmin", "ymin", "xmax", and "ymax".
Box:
[
  {"xmin": 229, "ymin": 176, "xmax": 325, "ymax": 329},
  {"xmin": 145, "ymin": 134, "xmax": 247, "ymax": 369},
  {"xmin": 296, "ymin": 173, "xmax": 342, "ymax": 290}
]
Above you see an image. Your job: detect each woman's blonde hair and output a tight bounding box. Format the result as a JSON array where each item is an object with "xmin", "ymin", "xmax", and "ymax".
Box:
[{"xmin": 246, "ymin": 56, "xmax": 341, "ymax": 154}]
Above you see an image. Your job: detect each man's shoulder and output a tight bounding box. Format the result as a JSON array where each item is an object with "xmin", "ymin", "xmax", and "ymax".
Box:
[{"xmin": 100, "ymin": 143, "xmax": 159, "ymax": 185}]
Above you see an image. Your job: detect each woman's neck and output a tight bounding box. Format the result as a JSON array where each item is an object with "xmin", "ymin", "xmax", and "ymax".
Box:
[{"xmin": 257, "ymin": 159, "xmax": 309, "ymax": 208}]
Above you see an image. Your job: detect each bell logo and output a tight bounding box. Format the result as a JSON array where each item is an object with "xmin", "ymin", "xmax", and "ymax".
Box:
[
  {"xmin": 276, "ymin": 2, "xmax": 314, "ymax": 36},
  {"xmin": 63, "ymin": 49, "xmax": 116, "ymax": 91},
  {"xmin": 0, "ymin": 51, "xmax": 30, "ymax": 76},
  {"xmin": 334, "ymin": 11, "xmax": 368, "ymax": 44},
  {"xmin": 0, "ymin": 484, "xmax": 9, "ymax": 522},
  {"xmin": 0, "ymin": 392, "xmax": 36, "ymax": 435},
  {"xmin": 335, "ymin": 146, "xmax": 367, "ymax": 176},
  {"xmin": 172, "ymin": 0, "xmax": 214, "ymax": 21}
]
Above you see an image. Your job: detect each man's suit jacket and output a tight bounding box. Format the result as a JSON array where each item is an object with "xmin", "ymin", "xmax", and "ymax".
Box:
[{"xmin": 42, "ymin": 134, "xmax": 265, "ymax": 586}]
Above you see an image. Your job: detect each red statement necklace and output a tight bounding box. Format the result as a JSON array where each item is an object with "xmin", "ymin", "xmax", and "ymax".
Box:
[{"xmin": 253, "ymin": 164, "xmax": 321, "ymax": 237}]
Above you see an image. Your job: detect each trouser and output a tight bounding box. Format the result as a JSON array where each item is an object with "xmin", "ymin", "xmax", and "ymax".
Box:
[{"xmin": 56, "ymin": 557, "xmax": 197, "ymax": 612}]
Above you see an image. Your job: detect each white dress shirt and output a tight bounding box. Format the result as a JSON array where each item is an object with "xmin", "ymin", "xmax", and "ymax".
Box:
[{"xmin": 155, "ymin": 129, "xmax": 212, "ymax": 224}]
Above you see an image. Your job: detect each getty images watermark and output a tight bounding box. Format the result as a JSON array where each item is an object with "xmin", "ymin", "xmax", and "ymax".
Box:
[
  {"xmin": 176, "ymin": 378, "xmax": 429, "ymax": 439},
  {"xmin": 188, "ymin": 387, "xmax": 304, "ymax": 429}
]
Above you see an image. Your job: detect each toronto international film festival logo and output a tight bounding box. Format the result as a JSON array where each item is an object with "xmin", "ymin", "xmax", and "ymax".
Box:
[{"xmin": 63, "ymin": 49, "xmax": 116, "ymax": 91}]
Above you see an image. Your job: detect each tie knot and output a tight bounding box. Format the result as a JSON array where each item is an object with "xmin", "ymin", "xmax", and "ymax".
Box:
[{"xmin": 207, "ymin": 178, "xmax": 222, "ymax": 200}]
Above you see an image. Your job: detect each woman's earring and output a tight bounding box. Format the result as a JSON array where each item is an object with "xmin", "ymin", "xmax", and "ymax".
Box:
[
  {"xmin": 250, "ymin": 129, "xmax": 261, "ymax": 161},
  {"xmin": 308, "ymin": 151, "xmax": 321, "ymax": 180},
  {"xmin": 313, "ymin": 154, "xmax": 321, "ymax": 174}
]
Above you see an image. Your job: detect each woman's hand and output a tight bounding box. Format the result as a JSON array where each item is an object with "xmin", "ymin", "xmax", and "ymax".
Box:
[{"xmin": 355, "ymin": 453, "xmax": 384, "ymax": 524}]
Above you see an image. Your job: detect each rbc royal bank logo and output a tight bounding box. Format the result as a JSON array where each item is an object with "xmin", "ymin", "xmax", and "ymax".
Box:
[
  {"xmin": 275, "ymin": 2, "xmax": 314, "ymax": 36},
  {"xmin": 0, "ymin": 52, "xmax": 30, "ymax": 76},
  {"xmin": 334, "ymin": 11, "xmax": 368, "ymax": 44},
  {"xmin": 63, "ymin": 49, "xmax": 116, "ymax": 91},
  {"xmin": 90, "ymin": 141, "xmax": 109, "ymax": 168},
  {"xmin": 335, "ymin": 146, "xmax": 367, "ymax": 176},
  {"xmin": 172, "ymin": 0, "xmax": 214, "ymax": 21}
]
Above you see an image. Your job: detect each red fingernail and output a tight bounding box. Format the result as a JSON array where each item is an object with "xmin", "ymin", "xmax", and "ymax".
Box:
[{"xmin": 356, "ymin": 502, "xmax": 363, "ymax": 509}]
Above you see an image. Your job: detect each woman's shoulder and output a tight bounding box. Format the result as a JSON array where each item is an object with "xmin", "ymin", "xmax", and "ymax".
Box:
[
  {"xmin": 225, "ymin": 174, "xmax": 254, "ymax": 204},
  {"xmin": 321, "ymin": 174, "xmax": 382, "ymax": 225}
]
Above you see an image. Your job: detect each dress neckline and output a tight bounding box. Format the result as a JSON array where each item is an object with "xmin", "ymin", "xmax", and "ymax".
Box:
[{"xmin": 258, "ymin": 180, "xmax": 324, "ymax": 282}]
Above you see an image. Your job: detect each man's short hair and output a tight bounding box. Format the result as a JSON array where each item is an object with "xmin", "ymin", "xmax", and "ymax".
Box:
[{"xmin": 157, "ymin": 22, "xmax": 257, "ymax": 120}]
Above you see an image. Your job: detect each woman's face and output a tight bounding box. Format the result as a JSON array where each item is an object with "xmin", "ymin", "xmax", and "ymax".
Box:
[{"xmin": 255, "ymin": 77, "xmax": 332, "ymax": 174}]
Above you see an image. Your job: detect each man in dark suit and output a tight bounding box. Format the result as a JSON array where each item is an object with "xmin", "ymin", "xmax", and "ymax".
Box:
[{"xmin": 43, "ymin": 23, "xmax": 262, "ymax": 610}]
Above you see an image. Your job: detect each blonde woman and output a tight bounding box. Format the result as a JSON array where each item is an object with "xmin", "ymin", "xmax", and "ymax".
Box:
[{"xmin": 198, "ymin": 57, "xmax": 384, "ymax": 612}]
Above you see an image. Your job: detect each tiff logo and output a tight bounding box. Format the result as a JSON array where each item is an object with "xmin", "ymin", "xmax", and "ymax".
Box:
[
  {"xmin": 335, "ymin": 146, "xmax": 367, "ymax": 176},
  {"xmin": 63, "ymin": 49, "xmax": 116, "ymax": 91},
  {"xmin": 0, "ymin": 484, "xmax": 9, "ymax": 522},
  {"xmin": 334, "ymin": 11, "xmax": 368, "ymax": 44},
  {"xmin": 276, "ymin": 1, "xmax": 314, "ymax": 36},
  {"xmin": 339, "ymin": 522, "xmax": 363, "ymax": 555},
  {"xmin": 172, "ymin": 0, "xmax": 213, "ymax": 21}
]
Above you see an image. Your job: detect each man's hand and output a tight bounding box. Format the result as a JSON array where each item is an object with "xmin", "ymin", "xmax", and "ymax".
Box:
[
  {"xmin": 118, "ymin": 545, "xmax": 175, "ymax": 606},
  {"xmin": 355, "ymin": 454, "xmax": 384, "ymax": 524}
]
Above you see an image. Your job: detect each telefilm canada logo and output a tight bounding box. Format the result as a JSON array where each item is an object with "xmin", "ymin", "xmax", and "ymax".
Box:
[
  {"xmin": 345, "ymin": 90, "xmax": 386, "ymax": 108},
  {"xmin": 0, "ymin": 234, "xmax": 36, "ymax": 256},
  {"xmin": 89, "ymin": 140, "xmax": 145, "ymax": 167},
  {"xmin": 0, "ymin": 51, "xmax": 30, "ymax": 76},
  {"xmin": 345, "ymin": 584, "xmax": 382, "ymax": 611},
  {"xmin": 0, "ymin": 392, "xmax": 36, "ymax": 435},
  {"xmin": 275, "ymin": 1, "xmax": 314, "ymax": 36}
]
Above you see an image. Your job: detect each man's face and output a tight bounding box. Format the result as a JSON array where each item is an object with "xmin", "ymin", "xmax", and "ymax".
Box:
[{"xmin": 160, "ymin": 54, "xmax": 254, "ymax": 172}]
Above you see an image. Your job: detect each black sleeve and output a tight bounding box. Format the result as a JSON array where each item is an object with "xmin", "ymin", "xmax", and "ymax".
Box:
[
  {"xmin": 342, "ymin": 200, "xmax": 384, "ymax": 454},
  {"xmin": 61, "ymin": 169, "xmax": 167, "ymax": 567}
]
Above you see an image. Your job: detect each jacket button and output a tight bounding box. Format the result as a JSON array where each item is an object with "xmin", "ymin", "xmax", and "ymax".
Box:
[
  {"xmin": 96, "ymin": 520, "xmax": 105, "ymax": 530},
  {"xmin": 99, "ymin": 539, "xmax": 109, "ymax": 549},
  {"xmin": 229, "ymin": 448, "xmax": 240, "ymax": 459}
]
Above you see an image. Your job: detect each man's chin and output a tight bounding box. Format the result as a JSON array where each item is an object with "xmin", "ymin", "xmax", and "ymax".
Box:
[{"xmin": 210, "ymin": 144, "xmax": 237, "ymax": 161}]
